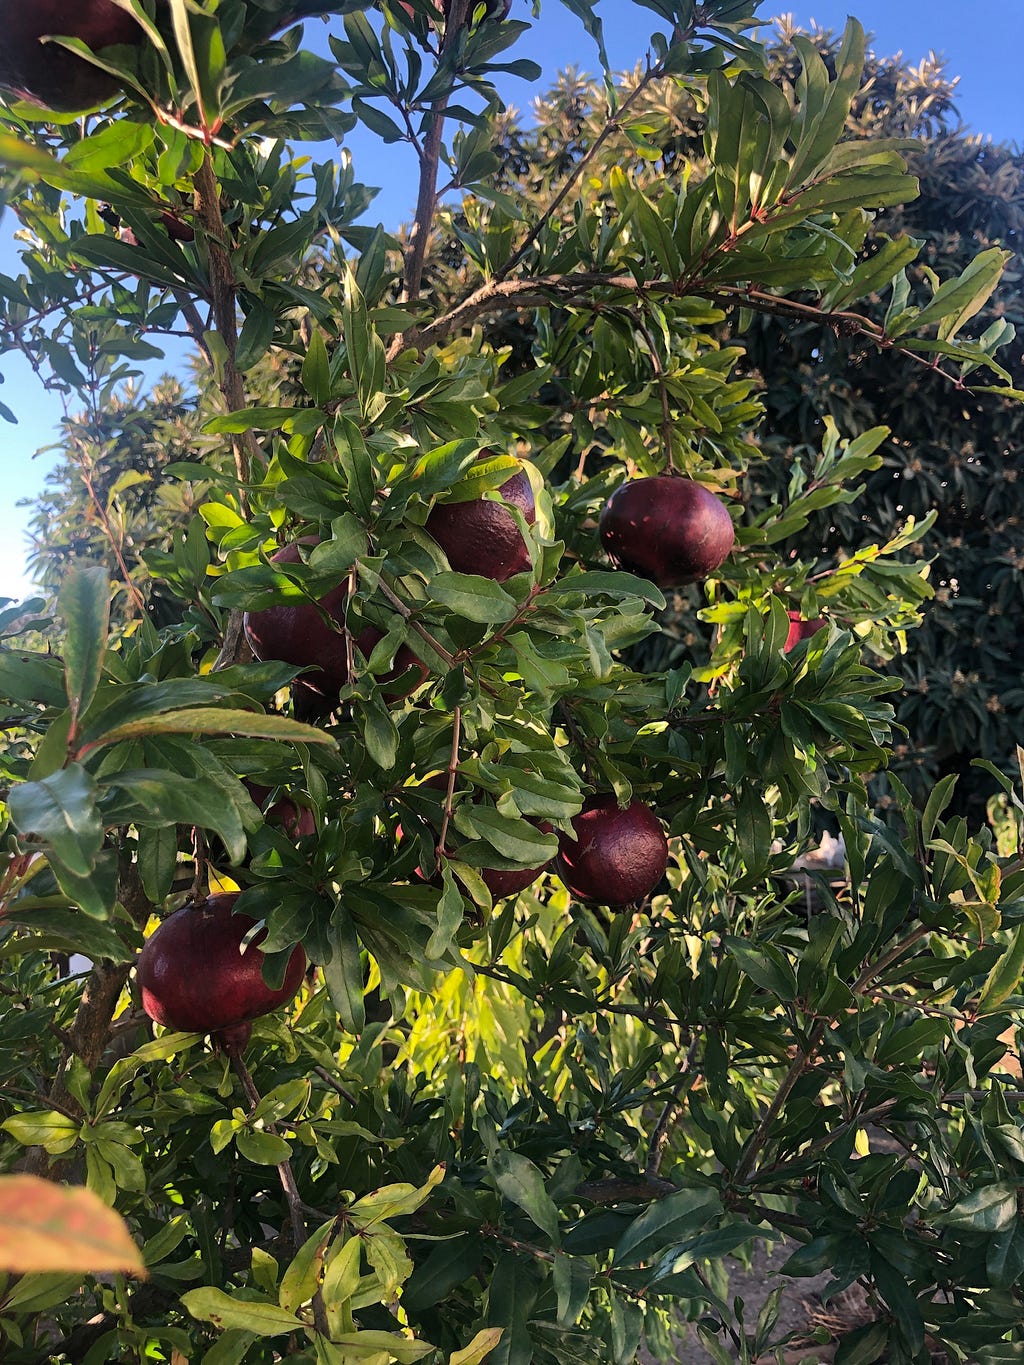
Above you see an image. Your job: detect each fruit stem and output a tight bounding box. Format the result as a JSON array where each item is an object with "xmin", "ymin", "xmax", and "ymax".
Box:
[
  {"xmin": 230, "ymin": 1052, "xmax": 307, "ymax": 1254},
  {"xmin": 643, "ymin": 1028, "xmax": 703, "ymax": 1178},
  {"xmin": 635, "ymin": 316, "xmax": 677, "ymax": 474}
]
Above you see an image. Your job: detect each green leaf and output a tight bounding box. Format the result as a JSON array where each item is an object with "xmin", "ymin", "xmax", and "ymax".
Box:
[
  {"xmin": 485, "ymin": 1252, "xmax": 539, "ymax": 1365},
  {"xmin": 546, "ymin": 570, "xmax": 665, "ymax": 609},
  {"xmin": 452, "ymin": 806, "xmax": 557, "ymax": 865},
  {"xmin": 488, "ymin": 1149, "xmax": 561, "ymax": 1244},
  {"xmin": 612, "ymin": 1187, "xmax": 722, "ymax": 1268},
  {"xmin": 722, "ymin": 936, "xmax": 797, "ymax": 1002},
  {"xmin": 58, "ymin": 564, "xmax": 110, "ymax": 729},
  {"xmin": 279, "ymin": 1222, "xmax": 333, "ymax": 1314},
  {"xmin": 429, "ymin": 573, "xmax": 517, "ymax": 624},
  {"xmin": 1, "ymin": 1112, "xmax": 79, "ymax": 1152},
  {"xmin": 427, "ymin": 867, "xmax": 465, "ymax": 963},
  {"xmin": 920, "ymin": 248, "xmax": 1010, "ymax": 341},
  {"xmin": 553, "ymin": 1254, "xmax": 591, "ymax": 1327},
  {"xmin": 403, "ymin": 1238, "xmax": 483, "ymax": 1314},
  {"xmin": 182, "ymin": 1287, "xmax": 304, "ymax": 1336},
  {"xmin": 936, "ymin": 1183, "xmax": 1019, "ymax": 1233},
  {"xmin": 83, "ymin": 707, "xmax": 335, "ymax": 750},
  {"xmin": 323, "ymin": 907, "xmax": 366, "ymax": 1034},
  {"xmin": 301, "ymin": 330, "xmax": 332, "ymax": 406},
  {"xmin": 235, "ymin": 1131, "xmax": 294, "ymax": 1166},
  {"xmin": 875, "ymin": 1016, "xmax": 948, "ymax": 1066},
  {"xmin": 8, "ymin": 765, "xmax": 103, "ymax": 878},
  {"xmin": 979, "ymin": 925, "xmax": 1024, "ymax": 1015}
]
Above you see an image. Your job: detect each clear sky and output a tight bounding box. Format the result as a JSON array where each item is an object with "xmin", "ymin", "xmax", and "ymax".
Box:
[{"xmin": 0, "ymin": 0, "xmax": 1020, "ymax": 600}]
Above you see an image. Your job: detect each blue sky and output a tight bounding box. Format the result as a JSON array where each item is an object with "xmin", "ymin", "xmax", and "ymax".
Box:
[{"xmin": 0, "ymin": 0, "xmax": 1020, "ymax": 600}]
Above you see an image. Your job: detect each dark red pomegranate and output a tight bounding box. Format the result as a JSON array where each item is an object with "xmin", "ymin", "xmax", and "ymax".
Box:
[
  {"xmin": 783, "ymin": 611, "xmax": 827, "ymax": 653},
  {"xmin": 136, "ymin": 893, "xmax": 307, "ymax": 1034},
  {"xmin": 246, "ymin": 783, "xmax": 316, "ymax": 840},
  {"xmin": 555, "ymin": 795, "xmax": 668, "ymax": 907},
  {"xmin": 0, "ymin": 0, "xmax": 143, "ymax": 111},
  {"xmin": 243, "ymin": 542, "xmax": 426, "ymax": 704},
  {"xmin": 401, "ymin": 775, "xmax": 553, "ymax": 899},
  {"xmin": 213, "ymin": 1021, "xmax": 253, "ymax": 1056},
  {"xmin": 599, "ymin": 476, "xmax": 735, "ymax": 588},
  {"xmin": 425, "ymin": 467, "xmax": 535, "ymax": 583}
]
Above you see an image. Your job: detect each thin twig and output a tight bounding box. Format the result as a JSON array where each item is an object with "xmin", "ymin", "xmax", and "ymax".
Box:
[
  {"xmin": 231, "ymin": 1050, "xmax": 324, "ymax": 1340},
  {"xmin": 492, "ymin": 55, "xmax": 678, "ymax": 285},
  {"xmin": 371, "ymin": 571, "xmax": 458, "ymax": 670},
  {"xmin": 312, "ymin": 1064, "xmax": 359, "ymax": 1108},
  {"xmin": 634, "ymin": 315, "xmax": 676, "ymax": 472},
  {"xmin": 401, "ymin": 0, "xmax": 472, "ymax": 301},
  {"xmin": 437, "ymin": 706, "xmax": 462, "ymax": 871},
  {"xmin": 644, "ymin": 1029, "xmax": 703, "ymax": 1178}
]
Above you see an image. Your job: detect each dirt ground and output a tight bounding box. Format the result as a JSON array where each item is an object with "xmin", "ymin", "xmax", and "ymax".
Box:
[{"xmin": 642, "ymin": 1241, "xmax": 838, "ymax": 1363}]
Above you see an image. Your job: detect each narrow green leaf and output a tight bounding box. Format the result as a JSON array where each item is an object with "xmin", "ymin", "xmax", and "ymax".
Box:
[
  {"xmin": 182, "ymin": 1287, "xmax": 303, "ymax": 1335},
  {"xmin": 429, "ymin": 573, "xmax": 516, "ymax": 624},
  {"xmin": 979, "ymin": 925, "xmax": 1024, "ymax": 1015},
  {"xmin": 613, "ymin": 1187, "xmax": 722, "ymax": 1268},
  {"xmin": 936, "ymin": 1183, "xmax": 1019, "ymax": 1233},
  {"xmin": 8, "ymin": 765, "xmax": 103, "ymax": 877},
  {"xmin": 489, "ymin": 1149, "xmax": 560, "ymax": 1245},
  {"xmin": 84, "ymin": 707, "xmax": 335, "ymax": 750},
  {"xmin": 58, "ymin": 564, "xmax": 111, "ymax": 728}
]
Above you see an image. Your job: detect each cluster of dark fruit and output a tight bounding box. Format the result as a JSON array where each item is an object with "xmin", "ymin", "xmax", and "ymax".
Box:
[{"xmin": 136, "ymin": 462, "xmax": 834, "ymax": 1042}]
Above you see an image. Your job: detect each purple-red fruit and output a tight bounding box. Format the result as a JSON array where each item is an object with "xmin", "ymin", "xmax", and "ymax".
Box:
[
  {"xmin": 246, "ymin": 783, "xmax": 316, "ymax": 840},
  {"xmin": 555, "ymin": 795, "xmax": 668, "ymax": 907},
  {"xmin": 425, "ymin": 468, "xmax": 535, "ymax": 583},
  {"xmin": 0, "ymin": 0, "xmax": 143, "ymax": 111},
  {"xmin": 403, "ymin": 775, "xmax": 552, "ymax": 899},
  {"xmin": 244, "ymin": 543, "xmax": 350, "ymax": 698},
  {"xmin": 136, "ymin": 893, "xmax": 307, "ymax": 1035},
  {"xmin": 599, "ymin": 476, "xmax": 735, "ymax": 588},
  {"xmin": 213, "ymin": 1021, "xmax": 253, "ymax": 1056},
  {"xmin": 783, "ymin": 611, "xmax": 826, "ymax": 653},
  {"xmin": 243, "ymin": 542, "xmax": 426, "ymax": 703},
  {"xmin": 481, "ymin": 858, "xmax": 550, "ymax": 900}
]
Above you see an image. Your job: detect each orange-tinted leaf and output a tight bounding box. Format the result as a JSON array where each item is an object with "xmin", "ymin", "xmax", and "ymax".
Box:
[{"xmin": 0, "ymin": 1175, "xmax": 145, "ymax": 1275}]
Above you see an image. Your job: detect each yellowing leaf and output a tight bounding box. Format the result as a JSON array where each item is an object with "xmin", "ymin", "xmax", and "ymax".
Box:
[
  {"xmin": 0, "ymin": 1175, "xmax": 145, "ymax": 1275},
  {"xmin": 450, "ymin": 1327, "xmax": 504, "ymax": 1365}
]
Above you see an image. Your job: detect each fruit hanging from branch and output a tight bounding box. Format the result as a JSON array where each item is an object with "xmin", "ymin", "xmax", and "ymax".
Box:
[
  {"xmin": 245, "ymin": 783, "xmax": 316, "ymax": 840},
  {"xmin": 243, "ymin": 542, "xmax": 426, "ymax": 706},
  {"xmin": 401, "ymin": 775, "xmax": 554, "ymax": 899},
  {"xmin": 599, "ymin": 475, "xmax": 735, "ymax": 588},
  {"xmin": 0, "ymin": 0, "xmax": 143, "ymax": 111},
  {"xmin": 425, "ymin": 466, "xmax": 535, "ymax": 583},
  {"xmin": 555, "ymin": 795, "xmax": 669, "ymax": 907},
  {"xmin": 136, "ymin": 893, "xmax": 307, "ymax": 1036},
  {"xmin": 783, "ymin": 611, "xmax": 827, "ymax": 653}
]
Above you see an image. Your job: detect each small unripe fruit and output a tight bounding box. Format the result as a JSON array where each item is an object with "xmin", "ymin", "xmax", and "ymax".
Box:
[
  {"xmin": 0, "ymin": 0, "xmax": 143, "ymax": 111},
  {"xmin": 783, "ymin": 611, "xmax": 826, "ymax": 653},
  {"xmin": 425, "ymin": 468, "xmax": 535, "ymax": 583},
  {"xmin": 136, "ymin": 893, "xmax": 307, "ymax": 1035},
  {"xmin": 599, "ymin": 476, "xmax": 735, "ymax": 588},
  {"xmin": 555, "ymin": 795, "xmax": 668, "ymax": 907}
]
